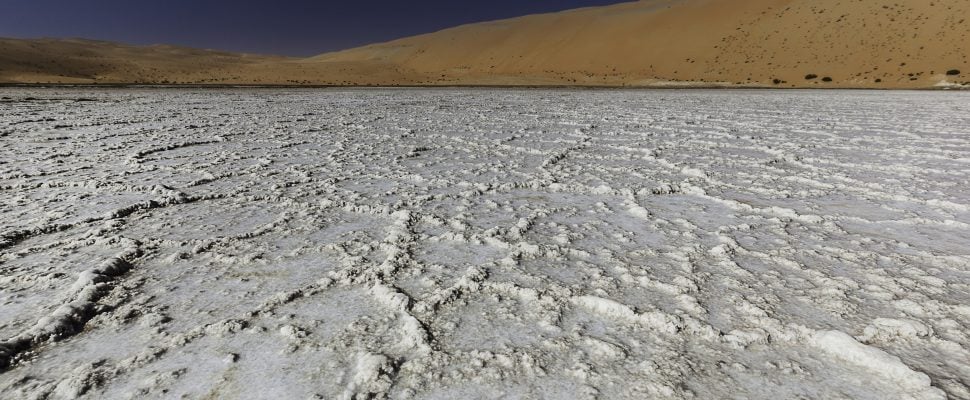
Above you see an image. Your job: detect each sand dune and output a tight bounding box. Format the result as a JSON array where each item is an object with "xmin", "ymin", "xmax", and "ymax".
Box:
[
  {"xmin": 2, "ymin": 0, "xmax": 968, "ymax": 88},
  {"xmin": 0, "ymin": 38, "xmax": 286, "ymax": 84},
  {"xmin": 312, "ymin": 0, "xmax": 970, "ymax": 88},
  {"xmin": 0, "ymin": 38, "xmax": 417, "ymax": 86}
]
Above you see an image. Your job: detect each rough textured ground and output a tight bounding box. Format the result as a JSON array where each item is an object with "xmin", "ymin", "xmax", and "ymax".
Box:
[{"xmin": 1, "ymin": 89, "xmax": 969, "ymax": 399}]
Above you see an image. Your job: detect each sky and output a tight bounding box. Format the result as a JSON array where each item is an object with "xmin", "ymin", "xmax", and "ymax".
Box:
[{"xmin": 0, "ymin": 0, "xmax": 628, "ymax": 56}]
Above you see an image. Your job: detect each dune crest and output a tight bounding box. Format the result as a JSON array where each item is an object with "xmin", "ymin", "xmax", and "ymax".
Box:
[{"xmin": 2, "ymin": 0, "xmax": 968, "ymax": 88}]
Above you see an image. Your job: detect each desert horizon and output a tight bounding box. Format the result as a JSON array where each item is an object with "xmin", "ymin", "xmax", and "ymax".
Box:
[
  {"xmin": 3, "ymin": 1, "xmax": 970, "ymax": 399},
  {"xmin": 2, "ymin": 0, "xmax": 968, "ymax": 89}
]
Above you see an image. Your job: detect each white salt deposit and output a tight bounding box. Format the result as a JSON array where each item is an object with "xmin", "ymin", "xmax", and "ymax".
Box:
[{"xmin": 1, "ymin": 88, "xmax": 968, "ymax": 399}]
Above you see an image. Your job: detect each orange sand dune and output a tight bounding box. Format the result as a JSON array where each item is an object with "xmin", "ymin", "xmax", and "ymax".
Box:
[{"xmin": 2, "ymin": 0, "xmax": 968, "ymax": 88}]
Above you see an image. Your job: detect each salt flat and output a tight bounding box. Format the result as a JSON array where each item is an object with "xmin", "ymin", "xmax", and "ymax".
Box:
[{"xmin": 1, "ymin": 88, "xmax": 969, "ymax": 399}]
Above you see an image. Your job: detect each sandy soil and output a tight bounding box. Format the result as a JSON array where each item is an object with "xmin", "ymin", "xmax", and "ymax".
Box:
[{"xmin": 2, "ymin": 0, "xmax": 969, "ymax": 88}]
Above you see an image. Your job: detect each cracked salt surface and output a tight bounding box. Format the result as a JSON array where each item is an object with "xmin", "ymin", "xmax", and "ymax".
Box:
[{"xmin": 1, "ymin": 88, "xmax": 969, "ymax": 399}]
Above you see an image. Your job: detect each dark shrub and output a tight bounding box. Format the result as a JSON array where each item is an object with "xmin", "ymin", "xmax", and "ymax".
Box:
[
  {"xmin": 946, "ymin": 69, "xmax": 961, "ymax": 75},
  {"xmin": 822, "ymin": 77, "xmax": 833, "ymax": 82},
  {"xmin": 773, "ymin": 78, "xmax": 782, "ymax": 84},
  {"xmin": 805, "ymin": 74, "xmax": 818, "ymax": 80}
]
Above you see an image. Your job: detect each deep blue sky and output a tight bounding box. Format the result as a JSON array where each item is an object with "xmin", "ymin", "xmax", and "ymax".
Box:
[{"xmin": 0, "ymin": 0, "xmax": 628, "ymax": 56}]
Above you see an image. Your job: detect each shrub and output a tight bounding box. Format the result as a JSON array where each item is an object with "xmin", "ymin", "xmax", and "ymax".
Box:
[
  {"xmin": 946, "ymin": 69, "xmax": 961, "ymax": 75},
  {"xmin": 822, "ymin": 77, "xmax": 833, "ymax": 82},
  {"xmin": 805, "ymin": 74, "xmax": 818, "ymax": 80}
]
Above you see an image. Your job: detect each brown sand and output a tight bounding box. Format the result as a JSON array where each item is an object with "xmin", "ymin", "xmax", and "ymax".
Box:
[{"xmin": 2, "ymin": 0, "xmax": 968, "ymax": 88}]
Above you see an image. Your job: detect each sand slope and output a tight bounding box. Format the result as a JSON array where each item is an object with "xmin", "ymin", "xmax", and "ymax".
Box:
[
  {"xmin": 2, "ymin": 0, "xmax": 969, "ymax": 88},
  {"xmin": 0, "ymin": 38, "xmax": 286, "ymax": 84},
  {"xmin": 313, "ymin": 0, "xmax": 970, "ymax": 88},
  {"xmin": 0, "ymin": 38, "xmax": 421, "ymax": 86}
]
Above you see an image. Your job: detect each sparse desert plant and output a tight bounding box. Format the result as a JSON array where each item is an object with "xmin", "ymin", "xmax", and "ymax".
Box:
[
  {"xmin": 805, "ymin": 74, "xmax": 818, "ymax": 80},
  {"xmin": 946, "ymin": 69, "xmax": 961, "ymax": 75},
  {"xmin": 822, "ymin": 77, "xmax": 833, "ymax": 82}
]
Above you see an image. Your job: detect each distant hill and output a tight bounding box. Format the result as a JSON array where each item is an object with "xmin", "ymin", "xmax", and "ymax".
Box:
[
  {"xmin": 2, "ymin": 0, "xmax": 968, "ymax": 88},
  {"xmin": 0, "ymin": 38, "xmax": 284, "ymax": 84}
]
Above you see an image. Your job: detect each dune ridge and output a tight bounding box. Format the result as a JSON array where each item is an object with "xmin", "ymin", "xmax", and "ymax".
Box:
[{"xmin": 2, "ymin": 0, "xmax": 968, "ymax": 88}]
